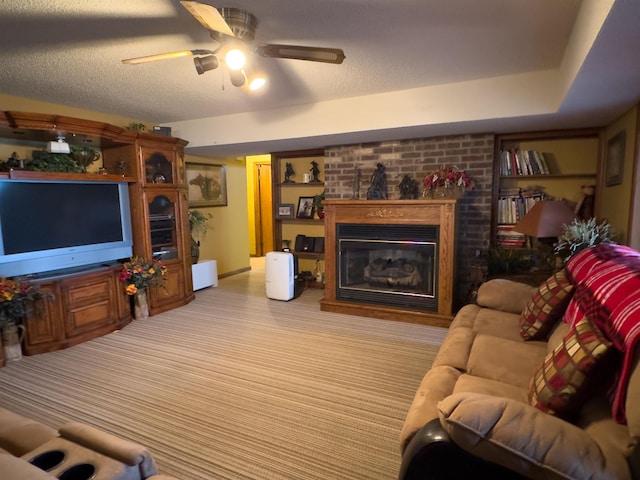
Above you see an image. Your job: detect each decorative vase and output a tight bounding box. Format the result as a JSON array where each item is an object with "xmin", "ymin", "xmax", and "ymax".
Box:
[
  {"xmin": 424, "ymin": 184, "xmax": 465, "ymax": 199},
  {"xmin": 133, "ymin": 289, "xmax": 149, "ymax": 320},
  {"xmin": 2, "ymin": 323, "xmax": 26, "ymax": 363},
  {"xmin": 316, "ymin": 207, "xmax": 325, "ymax": 219}
]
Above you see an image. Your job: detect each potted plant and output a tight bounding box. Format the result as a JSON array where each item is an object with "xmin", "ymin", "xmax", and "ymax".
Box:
[
  {"xmin": 0, "ymin": 278, "xmax": 39, "ymax": 362},
  {"xmin": 188, "ymin": 210, "xmax": 213, "ymax": 264},
  {"xmin": 313, "ymin": 191, "xmax": 325, "ymax": 219},
  {"xmin": 554, "ymin": 217, "xmax": 615, "ymax": 264}
]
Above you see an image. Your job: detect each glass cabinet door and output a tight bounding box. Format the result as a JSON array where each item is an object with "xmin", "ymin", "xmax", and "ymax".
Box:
[
  {"xmin": 143, "ymin": 149, "xmax": 174, "ymax": 185},
  {"xmin": 148, "ymin": 193, "xmax": 178, "ymax": 261}
]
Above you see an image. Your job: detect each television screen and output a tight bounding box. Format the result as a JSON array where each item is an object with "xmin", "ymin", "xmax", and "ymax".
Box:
[{"xmin": 0, "ymin": 179, "xmax": 133, "ymax": 277}]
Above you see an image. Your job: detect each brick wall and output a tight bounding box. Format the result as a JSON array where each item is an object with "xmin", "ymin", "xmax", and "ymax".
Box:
[{"xmin": 324, "ymin": 133, "xmax": 494, "ymax": 310}]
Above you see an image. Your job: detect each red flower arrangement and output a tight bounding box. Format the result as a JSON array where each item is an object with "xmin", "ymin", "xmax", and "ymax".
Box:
[
  {"xmin": 423, "ymin": 166, "xmax": 475, "ymax": 192},
  {"xmin": 0, "ymin": 278, "xmax": 39, "ymax": 326},
  {"xmin": 119, "ymin": 256, "xmax": 167, "ymax": 295}
]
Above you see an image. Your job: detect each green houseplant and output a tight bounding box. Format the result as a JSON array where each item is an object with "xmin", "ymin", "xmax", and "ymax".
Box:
[
  {"xmin": 554, "ymin": 217, "xmax": 615, "ymax": 264},
  {"xmin": 188, "ymin": 210, "xmax": 212, "ymax": 264},
  {"xmin": 313, "ymin": 190, "xmax": 325, "ymax": 219}
]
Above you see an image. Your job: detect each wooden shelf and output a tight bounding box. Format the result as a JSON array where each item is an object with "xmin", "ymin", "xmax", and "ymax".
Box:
[
  {"xmin": 7, "ymin": 169, "xmax": 136, "ymax": 183},
  {"xmin": 499, "ymin": 173, "xmax": 596, "ymax": 180}
]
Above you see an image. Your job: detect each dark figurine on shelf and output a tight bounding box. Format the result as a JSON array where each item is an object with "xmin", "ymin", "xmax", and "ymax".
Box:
[
  {"xmin": 366, "ymin": 163, "xmax": 388, "ymax": 200},
  {"xmin": 310, "ymin": 160, "xmax": 321, "ymax": 183},
  {"xmin": 284, "ymin": 162, "xmax": 296, "ymax": 183},
  {"xmin": 6, "ymin": 152, "xmax": 23, "ymax": 169},
  {"xmin": 399, "ymin": 175, "xmax": 420, "ymax": 199}
]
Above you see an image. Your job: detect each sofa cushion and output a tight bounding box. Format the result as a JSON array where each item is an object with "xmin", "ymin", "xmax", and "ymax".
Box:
[
  {"xmin": 528, "ymin": 315, "xmax": 612, "ymax": 419},
  {"xmin": 476, "ymin": 279, "xmax": 537, "ymax": 314},
  {"xmin": 519, "ymin": 269, "xmax": 574, "ymax": 341},
  {"xmin": 437, "ymin": 392, "xmax": 631, "ymax": 480},
  {"xmin": 467, "ymin": 335, "xmax": 546, "ymax": 389}
]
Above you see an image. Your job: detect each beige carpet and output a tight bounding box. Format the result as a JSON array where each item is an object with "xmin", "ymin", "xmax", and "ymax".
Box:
[{"xmin": 0, "ymin": 260, "xmax": 446, "ymax": 479}]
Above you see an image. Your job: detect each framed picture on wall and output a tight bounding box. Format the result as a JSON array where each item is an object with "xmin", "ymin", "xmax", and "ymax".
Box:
[
  {"xmin": 605, "ymin": 131, "xmax": 626, "ymax": 187},
  {"xmin": 296, "ymin": 196, "xmax": 315, "ymax": 219},
  {"xmin": 186, "ymin": 163, "xmax": 227, "ymax": 207}
]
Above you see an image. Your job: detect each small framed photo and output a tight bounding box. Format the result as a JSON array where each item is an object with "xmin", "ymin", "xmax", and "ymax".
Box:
[
  {"xmin": 187, "ymin": 162, "xmax": 227, "ymax": 207},
  {"xmin": 605, "ymin": 131, "xmax": 626, "ymax": 187},
  {"xmin": 275, "ymin": 203, "xmax": 295, "ymax": 219},
  {"xmin": 296, "ymin": 196, "xmax": 315, "ymax": 219}
]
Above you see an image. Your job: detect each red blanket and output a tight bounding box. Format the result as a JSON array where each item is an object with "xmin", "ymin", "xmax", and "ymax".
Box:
[{"xmin": 565, "ymin": 243, "xmax": 640, "ymax": 423}]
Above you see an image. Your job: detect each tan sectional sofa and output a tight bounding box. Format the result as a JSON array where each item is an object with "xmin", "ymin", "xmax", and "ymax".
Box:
[
  {"xmin": 0, "ymin": 407, "xmax": 178, "ymax": 480},
  {"xmin": 400, "ymin": 243, "xmax": 640, "ymax": 479}
]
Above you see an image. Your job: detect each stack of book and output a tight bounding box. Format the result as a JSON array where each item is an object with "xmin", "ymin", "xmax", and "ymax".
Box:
[
  {"xmin": 496, "ymin": 187, "xmax": 545, "ymax": 248},
  {"xmin": 500, "ymin": 149, "xmax": 551, "ymax": 176}
]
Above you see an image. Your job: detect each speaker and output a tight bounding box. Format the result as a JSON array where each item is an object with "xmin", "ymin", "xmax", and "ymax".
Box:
[
  {"xmin": 313, "ymin": 237, "xmax": 325, "ymax": 253},
  {"xmin": 301, "ymin": 236, "xmax": 315, "ymax": 252},
  {"xmin": 295, "ymin": 234, "xmax": 306, "ymax": 252}
]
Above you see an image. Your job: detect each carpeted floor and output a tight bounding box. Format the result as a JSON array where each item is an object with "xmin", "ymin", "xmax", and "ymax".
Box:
[{"xmin": 0, "ymin": 259, "xmax": 446, "ymax": 479}]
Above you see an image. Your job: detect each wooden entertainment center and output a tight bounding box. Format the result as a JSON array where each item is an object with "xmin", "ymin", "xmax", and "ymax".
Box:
[{"xmin": 0, "ymin": 111, "xmax": 195, "ymax": 365}]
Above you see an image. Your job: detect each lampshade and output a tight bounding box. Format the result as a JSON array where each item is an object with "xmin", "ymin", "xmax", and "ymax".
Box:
[{"xmin": 513, "ymin": 200, "xmax": 576, "ymax": 238}]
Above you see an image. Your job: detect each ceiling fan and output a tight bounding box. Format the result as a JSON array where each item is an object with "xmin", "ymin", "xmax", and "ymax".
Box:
[{"xmin": 122, "ymin": 1, "xmax": 346, "ymax": 90}]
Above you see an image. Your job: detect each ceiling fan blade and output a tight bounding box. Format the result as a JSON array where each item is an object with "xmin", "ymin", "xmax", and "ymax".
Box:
[
  {"xmin": 180, "ymin": 1, "xmax": 235, "ymax": 37},
  {"xmin": 122, "ymin": 49, "xmax": 214, "ymax": 65},
  {"xmin": 256, "ymin": 44, "xmax": 345, "ymax": 64}
]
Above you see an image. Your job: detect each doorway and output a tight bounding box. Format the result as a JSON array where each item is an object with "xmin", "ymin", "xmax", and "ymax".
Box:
[{"xmin": 252, "ymin": 161, "xmax": 273, "ymax": 256}]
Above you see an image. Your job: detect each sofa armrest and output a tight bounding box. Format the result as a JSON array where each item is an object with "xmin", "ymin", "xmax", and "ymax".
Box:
[
  {"xmin": 476, "ymin": 279, "xmax": 536, "ymax": 314},
  {"xmin": 399, "ymin": 419, "xmax": 525, "ymax": 480},
  {"xmin": 438, "ymin": 393, "xmax": 631, "ymax": 480},
  {"xmin": 59, "ymin": 422, "xmax": 158, "ymax": 478}
]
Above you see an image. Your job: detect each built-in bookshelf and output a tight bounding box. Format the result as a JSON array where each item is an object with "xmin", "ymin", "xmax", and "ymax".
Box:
[{"xmin": 491, "ymin": 129, "xmax": 601, "ymax": 253}]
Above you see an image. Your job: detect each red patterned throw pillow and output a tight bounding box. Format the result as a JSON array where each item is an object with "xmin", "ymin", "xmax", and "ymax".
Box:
[
  {"xmin": 520, "ymin": 269, "xmax": 574, "ymax": 340},
  {"xmin": 528, "ymin": 315, "xmax": 612, "ymax": 418}
]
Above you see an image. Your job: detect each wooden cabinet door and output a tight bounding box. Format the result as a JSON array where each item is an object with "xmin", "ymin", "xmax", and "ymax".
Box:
[
  {"xmin": 23, "ymin": 281, "xmax": 65, "ymax": 355},
  {"xmin": 148, "ymin": 261, "xmax": 187, "ymax": 314},
  {"xmin": 62, "ymin": 270, "xmax": 118, "ymax": 339}
]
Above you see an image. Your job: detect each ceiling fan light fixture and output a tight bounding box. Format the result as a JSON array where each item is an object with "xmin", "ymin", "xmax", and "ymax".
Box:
[
  {"xmin": 225, "ymin": 48, "xmax": 246, "ymax": 70},
  {"xmin": 248, "ymin": 74, "xmax": 266, "ymax": 91},
  {"xmin": 229, "ymin": 69, "xmax": 246, "ymax": 87},
  {"xmin": 193, "ymin": 55, "xmax": 219, "ymax": 75}
]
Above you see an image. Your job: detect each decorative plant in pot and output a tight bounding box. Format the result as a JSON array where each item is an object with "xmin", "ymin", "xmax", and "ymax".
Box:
[
  {"xmin": 119, "ymin": 256, "xmax": 167, "ymax": 319},
  {"xmin": 0, "ymin": 277, "xmax": 39, "ymax": 362},
  {"xmin": 188, "ymin": 210, "xmax": 213, "ymax": 264},
  {"xmin": 313, "ymin": 191, "xmax": 325, "ymax": 219},
  {"xmin": 554, "ymin": 217, "xmax": 615, "ymax": 264}
]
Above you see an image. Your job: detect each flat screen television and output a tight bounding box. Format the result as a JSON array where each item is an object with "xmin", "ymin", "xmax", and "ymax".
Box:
[{"xmin": 0, "ymin": 179, "xmax": 133, "ymax": 277}]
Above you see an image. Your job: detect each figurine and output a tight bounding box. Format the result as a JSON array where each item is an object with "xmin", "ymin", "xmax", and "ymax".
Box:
[
  {"xmin": 310, "ymin": 160, "xmax": 321, "ymax": 183},
  {"xmin": 284, "ymin": 162, "xmax": 296, "ymax": 183},
  {"xmin": 366, "ymin": 163, "xmax": 388, "ymax": 200},
  {"xmin": 399, "ymin": 175, "xmax": 420, "ymax": 199}
]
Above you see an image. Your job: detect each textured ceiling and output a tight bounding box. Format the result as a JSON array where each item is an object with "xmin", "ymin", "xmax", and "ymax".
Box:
[{"xmin": 1, "ymin": 1, "xmax": 639, "ymax": 155}]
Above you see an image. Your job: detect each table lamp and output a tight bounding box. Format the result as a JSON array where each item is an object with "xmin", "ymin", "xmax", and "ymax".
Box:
[{"xmin": 513, "ymin": 200, "xmax": 576, "ymax": 270}]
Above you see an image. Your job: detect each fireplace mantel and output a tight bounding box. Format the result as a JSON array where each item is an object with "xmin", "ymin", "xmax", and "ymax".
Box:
[{"xmin": 320, "ymin": 199, "xmax": 457, "ymax": 327}]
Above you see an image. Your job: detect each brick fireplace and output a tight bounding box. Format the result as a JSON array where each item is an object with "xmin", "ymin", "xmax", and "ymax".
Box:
[
  {"xmin": 323, "ymin": 134, "xmax": 494, "ymax": 310},
  {"xmin": 320, "ymin": 200, "xmax": 457, "ymax": 327}
]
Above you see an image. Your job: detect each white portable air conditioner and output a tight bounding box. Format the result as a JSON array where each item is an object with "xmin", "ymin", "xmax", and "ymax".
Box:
[{"xmin": 265, "ymin": 251, "xmax": 301, "ymax": 301}]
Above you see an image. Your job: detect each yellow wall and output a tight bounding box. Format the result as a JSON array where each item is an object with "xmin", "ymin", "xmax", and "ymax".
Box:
[
  {"xmin": 1, "ymin": 93, "xmax": 251, "ymax": 276},
  {"xmin": 599, "ymin": 106, "xmax": 638, "ymax": 244},
  {"xmin": 187, "ymin": 155, "xmax": 251, "ymax": 276}
]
